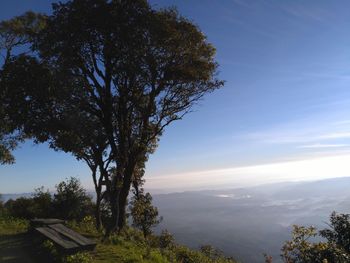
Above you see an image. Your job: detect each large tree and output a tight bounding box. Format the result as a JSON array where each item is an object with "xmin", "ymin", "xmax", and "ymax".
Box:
[
  {"xmin": 1, "ymin": 0, "xmax": 223, "ymax": 234},
  {"xmin": 0, "ymin": 12, "xmax": 112, "ymax": 229}
]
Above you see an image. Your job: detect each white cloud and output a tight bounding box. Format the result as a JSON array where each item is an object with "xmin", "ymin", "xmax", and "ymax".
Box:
[
  {"xmin": 146, "ymin": 153, "xmax": 350, "ymax": 192},
  {"xmin": 244, "ymin": 113, "xmax": 350, "ymax": 145},
  {"xmin": 298, "ymin": 143, "xmax": 348, "ymax": 149},
  {"xmin": 318, "ymin": 132, "xmax": 350, "ymax": 140}
]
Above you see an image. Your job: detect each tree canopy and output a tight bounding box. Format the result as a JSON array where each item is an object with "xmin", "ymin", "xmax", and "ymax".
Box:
[
  {"xmin": 0, "ymin": 11, "xmax": 46, "ymax": 164},
  {"xmin": 281, "ymin": 212, "xmax": 350, "ymax": 263}
]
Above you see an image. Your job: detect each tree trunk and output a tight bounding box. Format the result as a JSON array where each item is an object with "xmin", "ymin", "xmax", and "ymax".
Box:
[
  {"xmin": 104, "ymin": 187, "xmax": 121, "ymax": 237},
  {"xmin": 117, "ymin": 165, "xmax": 134, "ymax": 230},
  {"xmin": 117, "ymin": 188, "xmax": 129, "ymax": 230},
  {"xmin": 95, "ymin": 193, "xmax": 102, "ymax": 230}
]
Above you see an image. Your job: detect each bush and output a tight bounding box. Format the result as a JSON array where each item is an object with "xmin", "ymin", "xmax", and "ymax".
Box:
[
  {"xmin": 200, "ymin": 244, "xmax": 224, "ymax": 260},
  {"xmin": 281, "ymin": 212, "xmax": 350, "ymax": 263},
  {"xmin": 159, "ymin": 229, "xmax": 175, "ymax": 249},
  {"xmin": 129, "ymin": 189, "xmax": 162, "ymax": 238},
  {"xmin": 3, "ymin": 188, "xmax": 52, "ymax": 219},
  {"xmin": 53, "ymin": 177, "xmax": 94, "ymax": 221},
  {"xmin": 32, "ymin": 186, "xmax": 53, "ymax": 218},
  {"xmin": 39, "ymin": 239, "xmax": 93, "ymax": 263},
  {"xmin": 63, "ymin": 252, "xmax": 93, "ymax": 263},
  {"xmin": 2, "ymin": 178, "xmax": 94, "ymax": 222},
  {"xmin": 68, "ymin": 215, "xmax": 99, "ymax": 237},
  {"xmin": 0, "ymin": 215, "xmax": 29, "ymax": 235},
  {"xmin": 175, "ymin": 245, "xmax": 210, "ymax": 263},
  {"xmin": 0, "ymin": 195, "xmax": 4, "ymax": 216},
  {"xmin": 4, "ymin": 197, "xmax": 35, "ymax": 219}
]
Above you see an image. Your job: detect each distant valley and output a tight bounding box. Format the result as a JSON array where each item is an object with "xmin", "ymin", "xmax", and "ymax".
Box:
[
  {"xmin": 3, "ymin": 177, "xmax": 350, "ymax": 263},
  {"xmin": 153, "ymin": 177, "xmax": 350, "ymax": 263}
]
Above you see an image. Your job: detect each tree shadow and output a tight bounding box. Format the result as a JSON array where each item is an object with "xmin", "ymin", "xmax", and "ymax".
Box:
[{"xmin": 0, "ymin": 232, "xmax": 52, "ymax": 263}]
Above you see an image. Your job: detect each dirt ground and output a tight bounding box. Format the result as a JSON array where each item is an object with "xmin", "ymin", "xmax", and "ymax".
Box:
[{"xmin": 0, "ymin": 233, "xmax": 36, "ymax": 263}]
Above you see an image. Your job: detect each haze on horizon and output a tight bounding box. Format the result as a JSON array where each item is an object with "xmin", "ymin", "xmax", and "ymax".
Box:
[{"xmin": 1, "ymin": 0, "xmax": 350, "ymax": 193}]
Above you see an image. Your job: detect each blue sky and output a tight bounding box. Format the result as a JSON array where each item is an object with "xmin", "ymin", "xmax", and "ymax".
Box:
[{"xmin": 1, "ymin": 0, "xmax": 350, "ymax": 193}]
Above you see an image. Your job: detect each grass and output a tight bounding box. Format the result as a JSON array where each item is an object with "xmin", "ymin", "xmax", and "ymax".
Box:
[
  {"xmin": 0, "ymin": 216, "xmax": 38, "ymax": 263},
  {"xmin": 92, "ymin": 242, "xmax": 169, "ymax": 263},
  {"xmin": 0, "ymin": 216, "xmax": 29, "ymax": 235},
  {"xmin": 0, "ymin": 215, "xmax": 237, "ymax": 263}
]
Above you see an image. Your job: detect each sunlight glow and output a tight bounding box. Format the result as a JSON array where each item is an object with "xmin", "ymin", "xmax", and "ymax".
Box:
[{"xmin": 147, "ymin": 154, "xmax": 350, "ymax": 192}]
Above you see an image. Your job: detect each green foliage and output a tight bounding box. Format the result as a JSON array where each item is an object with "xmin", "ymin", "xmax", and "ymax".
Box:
[
  {"xmin": 32, "ymin": 186, "xmax": 53, "ymax": 218},
  {"xmin": 175, "ymin": 245, "xmax": 215, "ymax": 263},
  {"xmin": 4, "ymin": 197, "xmax": 35, "ymax": 219},
  {"xmin": 130, "ymin": 189, "xmax": 162, "ymax": 237},
  {"xmin": 159, "ymin": 229, "xmax": 175, "ymax": 249},
  {"xmin": 40, "ymin": 239, "xmax": 93, "ymax": 263},
  {"xmin": 0, "ymin": 0, "xmax": 223, "ymax": 233},
  {"xmin": 281, "ymin": 212, "xmax": 350, "ymax": 263},
  {"xmin": 0, "ymin": 194, "xmax": 3, "ymax": 215},
  {"xmin": 68, "ymin": 215, "xmax": 101, "ymax": 237},
  {"xmin": 53, "ymin": 177, "xmax": 94, "ymax": 221},
  {"xmin": 320, "ymin": 211, "xmax": 350, "ymax": 252},
  {"xmin": 0, "ymin": 136, "xmax": 17, "ymax": 164},
  {"xmin": 40, "ymin": 239, "xmax": 60, "ymax": 262},
  {"xmin": 2, "ymin": 177, "xmax": 94, "ymax": 222},
  {"xmin": 0, "ymin": 212, "xmax": 237, "ymax": 263},
  {"xmin": 0, "ymin": 12, "xmax": 46, "ymax": 165},
  {"xmin": 0, "ymin": 11, "xmax": 46, "ymax": 56},
  {"xmin": 0, "ymin": 215, "xmax": 29, "ymax": 235},
  {"xmin": 200, "ymin": 244, "xmax": 224, "ymax": 260},
  {"xmin": 63, "ymin": 252, "xmax": 93, "ymax": 263}
]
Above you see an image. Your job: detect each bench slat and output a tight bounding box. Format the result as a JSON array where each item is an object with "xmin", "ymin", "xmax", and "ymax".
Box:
[
  {"xmin": 49, "ymin": 224, "xmax": 96, "ymax": 247},
  {"xmin": 31, "ymin": 219, "xmax": 65, "ymax": 225},
  {"xmin": 36, "ymin": 227, "xmax": 79, "ymax": 250}
]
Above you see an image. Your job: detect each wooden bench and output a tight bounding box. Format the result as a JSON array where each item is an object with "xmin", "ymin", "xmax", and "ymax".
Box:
[
  {"xmin": 32, "ymin": 219, "xmax": 96, "ymax": 253},
  {"xmin": 49, "ymin": 224, "xmax": 96, "ymax": 250}
]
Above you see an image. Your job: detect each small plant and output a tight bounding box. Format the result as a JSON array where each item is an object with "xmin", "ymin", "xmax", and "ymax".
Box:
[
  {"xmin": 63, "ymin": 252, "xmax": 93, "ymax": 263},
  {"xmin": 159, "ymin": 229, "xmax": 175, "ymax": 249},
  {"xmin": 68, "ymin": 215, "xmax": 99, "ymax": 237},
  {"xmin": 40, "ymin": 240, "xmax": 60, "ymax": 262},
  {"xmin": 0, "ymin": 215, "xmax": 29, "ymax": 235},
  {"xmin": 129, "ymin": 189, "xmax": 162, "ymax": 238},
  {"xmin": 200, "ymin": 244, "xmax": 224, "ymax": 260}
]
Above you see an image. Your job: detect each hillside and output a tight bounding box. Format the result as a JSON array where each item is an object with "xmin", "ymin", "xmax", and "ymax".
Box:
[{"xmin": 0, "ymin": 216, "xmax": 237, "ymax": 263}]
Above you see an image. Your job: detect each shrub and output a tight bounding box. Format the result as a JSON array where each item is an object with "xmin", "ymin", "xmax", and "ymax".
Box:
[
  {"xmin": 39, "ymin": 239, "xmax": 93, "ymax": 263},
  {"xmin": 4, "ymin": 197, "xmax": 35, "ymax": 219},
  {"xmin": 53, "ymin": 177, "xmax": 94, "ymax": 221},
  {"xmin": 281, "ymin": 212, "xmax": 350, "ymax": 263},
  {"xmin": 0, "ymin": 195, "xmax": 4, "ymax": 216},
  {"xmin": 200, "ymin": 244, "xmax": 224, "ymax": 260},
  {"xmin": 63, "ymin": 252, "xmax": 93, "ymax": 263},
  {"xmin": 175, "ymin": 245, "xmax": 209, "ymax": 263},
  {"xmin": 3, "ymin": 188, "xmax": 52, "ymax": 219},
  {"xmin": 159, "ymin": 229, "xmax": 175, "ymax": 249},
  {"xmin": 129, "ymin": 189, "xmax": 162, "ymax": 237},
  {"xmin": 32, "ymin": 186, "xmax": 53, "ymax": 218},
  {"xmin": 0, "ymin": 216, "xmax": 29, "ymax": 235}
]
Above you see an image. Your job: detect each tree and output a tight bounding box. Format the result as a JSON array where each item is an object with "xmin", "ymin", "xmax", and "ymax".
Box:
[
  {"xmin": 53, "ymin": 177, "xmax": 93, "ymax": 221},
  {"xmin": 319, "ymin": 212, "xmax": 350, "ymax": 253},
  {"xmin": 130, "ymin": 189, "xmax": 162, "ymax": 237},
  {"xmin": 281, "ymin": 212, "xmax": 350, "ymax": 263},
  {"xmin": 0, "ymin": 0, "xmax": 223, "ymax": 234},
  {"xmin": 32, "ymin": 186, "xmax": 53, "ymax": 218}
]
